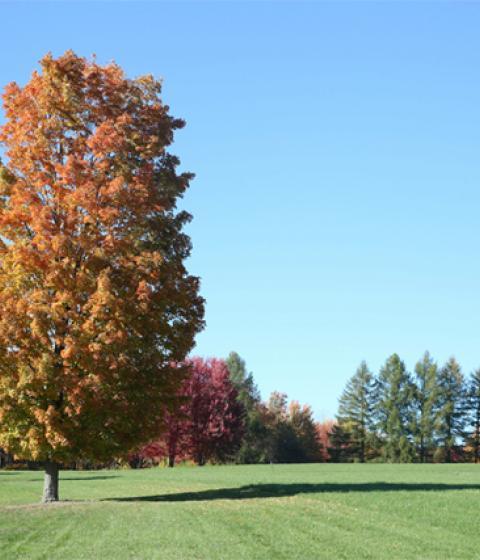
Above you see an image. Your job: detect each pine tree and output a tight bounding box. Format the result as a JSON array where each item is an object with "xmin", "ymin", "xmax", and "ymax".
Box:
[
  {"xmin": 225, "ymin": 352, "xmax": 270, "ymax": 463},
  {"xmin": 336, "ymin": 361, "xmax": 374, "ymax": 462},
  {"xmin": 413, "ymin": 352, "xmax": 439, "ymax": 462},
  {"xmin": 226, "ymin": 352, "xmax": 260, "ymax": 403},
  {"xmin": 375, "ymin": 354, "xmax": 416, "ymax": 462},
  {"xmin": 327, "ymin": 423, "xmax": 353, "ymax": 462},
  {"xmin": 435, "ymin": 357, "xmax": 467, "ymax": 463},
  {"xmin": 465, "ymin": 369, "xmax": 480, "ymax": 463}
]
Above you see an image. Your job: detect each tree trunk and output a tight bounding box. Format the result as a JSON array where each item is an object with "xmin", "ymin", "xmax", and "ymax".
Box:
[
  {"xmin": 42, "ymin": 461, "xmax": 59, "ymax": 503},
  {"xmin": 168, "ymin": 439, "xmax": 177, "ymax": 467}
]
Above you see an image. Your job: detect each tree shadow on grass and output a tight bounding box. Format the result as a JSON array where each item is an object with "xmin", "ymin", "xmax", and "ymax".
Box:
[
  {"xmin": 62, "ymin": 475, "xmax": 120, "ymax": 481},
  {"xmin": 107, "ymin": 482, "xmax": 480, "ymax": 503},
  {"xmin": 25, "ymin": 475, "xmax": 119, "ymax": 482}
]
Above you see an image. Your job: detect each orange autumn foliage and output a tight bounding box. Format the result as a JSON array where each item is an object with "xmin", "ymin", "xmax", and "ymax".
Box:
[{"xmin": 0, "ymin": 51, "xmax": 204, "ymax": 463}]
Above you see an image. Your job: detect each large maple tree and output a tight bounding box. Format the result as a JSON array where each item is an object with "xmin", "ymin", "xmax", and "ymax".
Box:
[{"xmin": 0, "ymin": 52, "xmax": 204, "ymax": 501}]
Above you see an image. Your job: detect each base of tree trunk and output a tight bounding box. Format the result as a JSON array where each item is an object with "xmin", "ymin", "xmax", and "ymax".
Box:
[{"xmin": 42, "ymin": 461, "xmax": 59, "ymax": 503}]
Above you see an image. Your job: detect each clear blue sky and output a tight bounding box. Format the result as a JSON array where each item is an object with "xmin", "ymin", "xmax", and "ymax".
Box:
[{"xmin": 2, "ymin": 1, "xmax": 480, "ymax": 419}]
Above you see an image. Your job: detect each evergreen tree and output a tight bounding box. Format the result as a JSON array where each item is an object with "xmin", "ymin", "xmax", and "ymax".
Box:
[
  {"xmin": 375, "ymin": 354, "xmax": 416, "ymax": 462},
  {"xmin": 465, "ymin": 369, "xmax": 480, "ymax": 463},
  {"xmin": 327, "ymin": 423, "xmax": 354, "ymax": 462},
  {"xmin": 225, "ymin": 352, "xmax": 270, "ymax": 463},
  {"xmin": 435, "ymin": 357, "xmax": 467, "ymax": 463},
  {"xmin": 336, "ymin": 361, "xmax": 375, "ymax": 462},
  {"xmin": 413, "ymin": 352, "xmax": 439, "ymax": 462},
  {"xmin": 226, "ymin": 352, "xmax": 261, "ymax": 405}
]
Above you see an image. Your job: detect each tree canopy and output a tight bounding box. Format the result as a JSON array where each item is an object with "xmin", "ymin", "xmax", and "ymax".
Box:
[{"xmin": 0, "ymin": 51, "xmax": 204, "ymax": 500}]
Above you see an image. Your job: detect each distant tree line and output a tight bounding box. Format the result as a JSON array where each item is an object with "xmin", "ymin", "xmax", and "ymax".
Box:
[
  {"xmin": 140, "ymin": 350, "xmax": 480, "ymax": 466},
  {"xmin": 134, "ymin": 352, "xmax": 325, "ymax": 467},
  {"xmin": 330, "ymin": 353, "xmax": 480, "ymax": 463}
]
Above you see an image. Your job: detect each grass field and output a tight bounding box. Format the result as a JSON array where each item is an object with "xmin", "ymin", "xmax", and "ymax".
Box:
[{"xmin": 1, "ymin": 463, "xmax": 480, "ymax": 559}]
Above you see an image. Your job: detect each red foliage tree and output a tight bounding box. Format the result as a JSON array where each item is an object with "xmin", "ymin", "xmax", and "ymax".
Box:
[
  {"xmin": 186, "ymin": 357, "xmax": 244, "ymax": 465},
  {"xmin": 157, "ymin": 407, "xmax": 189, "ymax": 467},
  {"xmin": 141, "ymin": 357, "xmax": 245, "ymax": 466}
]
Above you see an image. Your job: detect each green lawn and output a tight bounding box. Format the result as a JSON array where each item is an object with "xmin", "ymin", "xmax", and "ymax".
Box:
[{"xmin": 1, "ymin": 463, "xmax": 480, "ymax": 559}]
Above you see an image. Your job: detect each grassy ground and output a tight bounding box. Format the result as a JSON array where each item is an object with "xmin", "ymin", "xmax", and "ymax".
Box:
[{"xmin": 1, "ymin": 463, "xmax": 480, "ymax": 559}]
